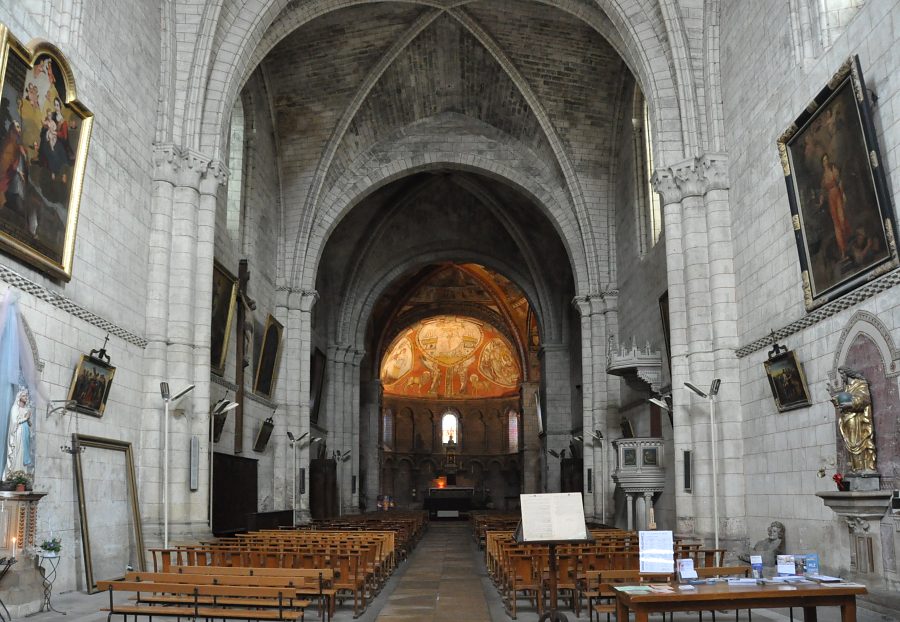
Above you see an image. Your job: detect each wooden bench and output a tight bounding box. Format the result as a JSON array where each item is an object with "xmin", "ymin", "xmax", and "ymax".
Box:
[
  {"xmin": 174, "ymin": 566, "xmax": 335, "ymax": 621},
  {"xmin": 97, "ymin": 580, "xmax": 305, "ymax": 621}
]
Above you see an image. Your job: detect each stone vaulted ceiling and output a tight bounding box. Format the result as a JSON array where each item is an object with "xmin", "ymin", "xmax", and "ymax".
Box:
[{"xmin": 262, "ymin": 0, "xmax": 629, "ymax": 228}]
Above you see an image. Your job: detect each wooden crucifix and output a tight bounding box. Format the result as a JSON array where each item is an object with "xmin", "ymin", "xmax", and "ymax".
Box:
[{"xmin": 234, "ymin": 259, "xmax": 250, "ymax": 453}]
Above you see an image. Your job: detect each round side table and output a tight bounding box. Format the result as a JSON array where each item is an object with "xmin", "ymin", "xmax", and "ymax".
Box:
[{"xmin": 37, "ymin": 553, "xmax": 66, "ymax": 615}]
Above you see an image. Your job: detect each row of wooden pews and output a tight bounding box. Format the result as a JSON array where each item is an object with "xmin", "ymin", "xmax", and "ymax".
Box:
[
  {"xmin": 107, "ymin": 511, "xmax": 428, "ymax": 621},
  {"xmin": 474, "ymin": 513, "xmax": 728, "ymax": 620}
]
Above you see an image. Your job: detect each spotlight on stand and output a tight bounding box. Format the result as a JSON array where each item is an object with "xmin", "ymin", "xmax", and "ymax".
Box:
[{"xmin": 685, "ymin": 377, "xmax": 722, "ymax": 557}]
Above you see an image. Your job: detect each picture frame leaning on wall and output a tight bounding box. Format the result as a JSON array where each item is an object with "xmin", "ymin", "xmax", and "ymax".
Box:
[{"xmin": 777, "ymin": 55, "xmax": 898, "ymax": 311}]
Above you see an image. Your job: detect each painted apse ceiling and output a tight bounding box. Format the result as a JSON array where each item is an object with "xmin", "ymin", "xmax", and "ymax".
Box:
[{"xmin": 378, "ymin": 264, "xmax": 539, "ymax": 399}]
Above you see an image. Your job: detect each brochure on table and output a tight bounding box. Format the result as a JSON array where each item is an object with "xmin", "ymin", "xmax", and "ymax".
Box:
[
  {"xmin": 516, "ymin": 493, "xmax": 590, "ymax": 542},
  {"xmin": 639, "ymin": 530, "xmax": 674, "ymax": 573}
]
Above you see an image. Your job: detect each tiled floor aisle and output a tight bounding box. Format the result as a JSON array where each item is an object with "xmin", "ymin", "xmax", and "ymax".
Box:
[{"xmin": 376, "ymin": 521, "xmax": 491, "ymax": 622}]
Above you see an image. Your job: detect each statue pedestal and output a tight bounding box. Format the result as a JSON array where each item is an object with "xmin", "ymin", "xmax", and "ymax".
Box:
[
  {"xmin": 846, "ymin": 472, "xmax": 881, "ymax": 491},
  {"xmin": 0, "ymin": 491, "xmax": 48, "ymax": 617}
]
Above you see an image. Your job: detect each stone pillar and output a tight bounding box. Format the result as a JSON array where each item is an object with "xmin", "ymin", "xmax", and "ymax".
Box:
[
  {"xmin": 190, "ymin": 160, "xmax": 227, "ymax": 535},
  {"xmin": 142, "ymin": 144, "xmax": 179, "ymax": 540},
  {"xmin": 521, "ymin": 381, "xmax": 540, "ymax": 493},
  {"xmin": 643, "ymin": 491, "xmax": 654, "ymax": 530},
  {"xmin": 361, "ymin": 380, "xmax": 382, "ymax": 513},
  {"xmin": 283, "ymin": 289, "xmax": 317, "ymax": 523},
  {"xmin": 345, "ymin": 348, "xmax": 364, "ymax": 514},
  {"xmin": 574, "ymin": 292, "xmax": 618, "ymax": 522},
  {"xmin": 541, "ymin": 343, "xmax": 571, "ymax": 493},
  {"xmin": 626, "ymin": 493, "xmax": 634, "ymax": 530},
  {"xmin": 652, "ymin": 153, "xmax": 744, "ymax": 547},
  {"xmin": 636, "ymin": 494, "xmax": 647, "ymax": 531},
  {"xmin": 165, "ymin": 150, "xmax": 209, "ymax": 541}
]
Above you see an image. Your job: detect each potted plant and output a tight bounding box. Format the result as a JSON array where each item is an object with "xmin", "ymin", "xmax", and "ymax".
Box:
[
  {"xmin": 6, "ymin": 470, "xmax": 31, "ymax": 492},
  {"xmin": 39, "ymin": 536, "xmax": 61, "ymax": 557}
]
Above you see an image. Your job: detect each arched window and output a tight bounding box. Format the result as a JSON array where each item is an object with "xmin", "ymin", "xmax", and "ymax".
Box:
[
  {"xmin": 382, "ymin": 409, "xmax": 394, "ymax": 449},
  {"xmin": 441, "ymin": 410, "xmax": 458, "ymax": 444},
  {"xmin": 633, "ymin": 87, "xmax": 662, "ymax": 254},
  {"xmin": 507, "ymin": 410, "xmax": 519, "ymax": 453},
  {"xmin": 226, "ymin": 99, "xmax": 244, "ymax": 240}
]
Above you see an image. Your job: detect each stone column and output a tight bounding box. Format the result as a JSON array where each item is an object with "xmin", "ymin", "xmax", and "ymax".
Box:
[
  {"xmin": 345, "ymin": 348, "xmax": 364, "ymax": 514},
  {"xmin": 142, "ymin": 144, "xmax": 179, "ymax": 541},
  {"xmin": 520, "ymin": 381, "xmax": 540, "ymax": 493},
  {"xmin": 283, "ymin": 289, "xmax": 317, "ymax": 523},
  {"xmin": 643, "ymin": 491, "xmax": 654, "ymax": 529},
  {"xmin": 653, "ymin": 154, "xmax": 744, "ymax": 547},
  {"xmin": 190, "ymin": 160, "xmax": 227, "ymax": 535},
  {"xmin": 166, "ymin": 150, "xmax": 209, "ymax": 542},
  {"xmin": 626, "ymin": 493, "xmax": 634, "ymax": 530},
  {"xmin": 360, "ymin": 379, "xmax": 382, "ymax": 512},
  {"xmin": 540, "ymin": 343, "xmax": 571, "ymax": 493}
]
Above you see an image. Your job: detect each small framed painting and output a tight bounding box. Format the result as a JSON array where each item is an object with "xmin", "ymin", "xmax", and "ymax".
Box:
[
  {"xmin": 777, "ymin": 55, "xmax": 898, "ymax": 310},
  {"xmin": 66, "ymin": 355, "xmax": 116, "ymax": 417},
  {"xmin": 764, "ymin": 349, "xmax": 811, "ymax": 412}
]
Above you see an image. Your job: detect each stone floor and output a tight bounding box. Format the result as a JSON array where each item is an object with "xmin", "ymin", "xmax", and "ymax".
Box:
[{"xmin": 14, "ymin": 521, "xmax": 896, "ymax": 621}]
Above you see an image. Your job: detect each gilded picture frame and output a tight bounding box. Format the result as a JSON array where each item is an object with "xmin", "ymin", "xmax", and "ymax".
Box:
[
  {"xmin": 66, "ymin": 354, "xmax": 116, "ymax": 417},
  {"xmin": 73, "ymin": 434, "xmax": 145, "ymax": 593},
  {"xmin": 210, "ymin": 261, "xmax": 237, "ymax": 375},
  {"xmin": 253, "ymin": 313, "xmax": 283, "ymax": 398},
  {"xmin": 0, "ymin": 24, "xmax": 93, "ymax": 280},
  {"xmin": 777, "ymin": 55, "xmax": 897, "ymax": 311},
  {"xmin": 764, "ymin": 349, "xmax": 811, "ymax": 412}
]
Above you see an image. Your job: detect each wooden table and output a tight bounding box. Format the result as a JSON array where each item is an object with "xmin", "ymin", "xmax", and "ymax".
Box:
[{"xmin": 615, "ymin": 582, "xmax": 867, "ymax": 622}]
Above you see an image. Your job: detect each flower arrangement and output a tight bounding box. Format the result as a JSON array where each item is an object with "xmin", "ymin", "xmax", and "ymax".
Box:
[
  {"xmin": 833, "ymin": 473, "xmax": 849, "ymax": 491},
  {"xmin": 4, "ymin": 470, "xmax": 31, "ymax": 489},
  {"xmin": 39, "ymin": 537, "xmax": 61, "ymax": 554}
]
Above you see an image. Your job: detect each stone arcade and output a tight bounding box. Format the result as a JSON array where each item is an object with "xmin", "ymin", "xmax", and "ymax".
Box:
[{"xmin": 0, "ymin": 0, "xmax": 898, "ymax": 617}]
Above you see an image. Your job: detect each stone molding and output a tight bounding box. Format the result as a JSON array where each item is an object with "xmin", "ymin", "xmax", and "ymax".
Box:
[
  {"xmin": 152, "ymin": 143, "xmax": 181, "ymax": 184},
  {"xmin": 830, "ymin": 310, "xmax": 900, "ymax": 380},
  {"xmin": 200, "ymin": 160, "xmax": 229, "ymax": 196},
  {"xmin": 735, "ymin": 269, "xmax": 900, "ymax": 358},
  {"xmin": 0, "ymin": 264, "xmax": 148, "ymax": 348}
]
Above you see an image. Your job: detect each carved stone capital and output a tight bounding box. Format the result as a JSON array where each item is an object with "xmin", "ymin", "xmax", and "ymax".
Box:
[
  {"xmin": 572, "ymin": 295, "xmax": 592, "ymax": 318},
  {"xmin": 651, "ymin": 168, "xmax": 682, "ymax": 205},
  {"xmin": 177, "ymin": 149, "xmax": 211, "ymax": 189},
  {"xmin": 671, "ymin": 157, "xmax": 706, "ymax": 199},
  {"xmin": 300, "ymin": 290, "xmax": 319, "ymax": 312},
  {"xmin": 152, "ymin": 143, "xmax": 181, "ymax": 184},
  {"xmin": 200, "ymin": 160, "xmax": 229, "ymax": 196},
  {"xmin": 700, "ymin": 153, "xmax": 730, "ymax": 192}
]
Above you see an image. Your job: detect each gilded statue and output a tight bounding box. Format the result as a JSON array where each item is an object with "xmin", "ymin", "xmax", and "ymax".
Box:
[{"xmin": 828, "ymin": 367, "xmax": 876, "ymax": 472}]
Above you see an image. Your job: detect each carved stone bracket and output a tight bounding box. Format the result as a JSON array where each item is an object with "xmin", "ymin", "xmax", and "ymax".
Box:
[{"xmin": 816, "ymin": 490, "xmax": 892, "ymax": 523}]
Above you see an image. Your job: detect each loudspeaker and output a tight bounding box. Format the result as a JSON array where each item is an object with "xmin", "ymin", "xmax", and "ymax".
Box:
[
  {"xmin": 190, "ymin": 436, "xmax": 199, "ymax": 491},
  {"xmin": 352, "ymin": 475, "xmax": 357, "ymax": 494},
  {"xmin": 253, "ymin": 417, "xmax": 275, "ymax": 452},
  {"xmin": 891, "ymin": 490, "xmax": 899, "ymax": 512},
  {"xmin": 298, "ymin": 468, "xmax": 306, "ymax": 495},
  {"xmin": 587, "ymin": 468, "xmax": 592, "ymax": 493},
  {"xmin": 683, "ymin": 450, "xmax": 692, "ymax": 491}
]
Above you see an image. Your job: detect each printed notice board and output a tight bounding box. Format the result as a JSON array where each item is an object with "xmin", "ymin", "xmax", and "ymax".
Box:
[
  {"xmin": 518, "ymin": 493, "xmax": 589, "ymax": 542},
  {"xmin": 639, "ymin": 530, "xmax": 674, "ymax": 573}
]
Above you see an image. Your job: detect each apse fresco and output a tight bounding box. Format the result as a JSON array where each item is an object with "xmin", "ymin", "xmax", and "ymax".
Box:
[{"xmin": 381, "ymin": 315, "xmax": 521, "ymax": 399}]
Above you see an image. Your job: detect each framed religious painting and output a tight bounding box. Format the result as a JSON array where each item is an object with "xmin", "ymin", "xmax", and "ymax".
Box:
[
  {"xmin": 66, "ymin": 354, "xmax": 116, "ymax": 417},
  {"xmin": 777, "ymin": 55, "xmax": 898, "ymax": 311},
  {"xmin": 253, "ymin": 314, "xmax": 283, "ymax": 399},
  {"xmin": 0, "ymin": 24, "xmax": 93, "ymax": 280},
  {"xmin": 210, "ymin": 261, "xmax": 237, "ymax": 375},
  {"xmin": 764, "ymin": 349, "xmax": 811, "ymax": 412},
  {"xmin": 309, "ymin": 346, "xmax": 326, "ymax": 425}
]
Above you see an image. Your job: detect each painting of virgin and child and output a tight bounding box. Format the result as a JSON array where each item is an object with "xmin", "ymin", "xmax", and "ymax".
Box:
[
  {"xmin": 777, "ymin": 56, "xmax": 897, "ymax": 310},
  {"xmin": 0, "ymin": 29, "xmax": 92, "ymax": 280}
]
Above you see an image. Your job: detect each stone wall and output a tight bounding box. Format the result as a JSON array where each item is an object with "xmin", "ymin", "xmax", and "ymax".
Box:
[
  {"xmin": 0, "ymin": 0, "xmax": 161, "ymax": 593},
  {"xmin": 721, "ymin": 0, "xmax": 900, "ymax": 574}
]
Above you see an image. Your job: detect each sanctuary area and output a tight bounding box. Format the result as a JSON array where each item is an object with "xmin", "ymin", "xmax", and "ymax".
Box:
[{"xmin": 0, "ymin": 0, "xmax": 898, "ymax": 619}]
